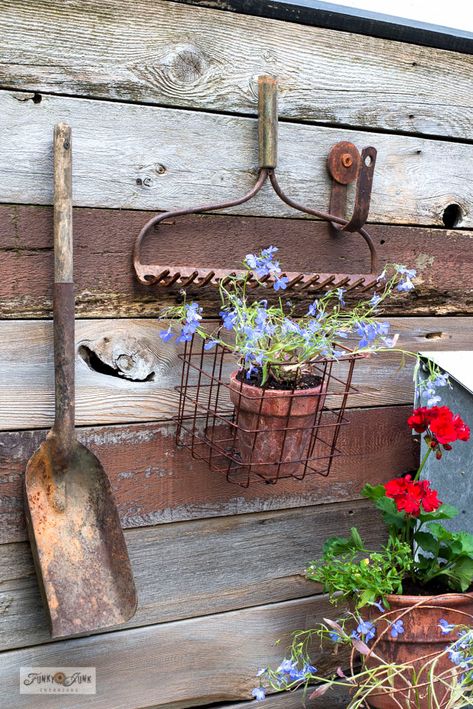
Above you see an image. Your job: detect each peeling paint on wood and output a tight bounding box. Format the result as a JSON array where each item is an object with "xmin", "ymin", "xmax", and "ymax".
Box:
[
  {"xmin": 1, "ymin": 206, "xmax": 472, "ymax": 319},
  {"xmin": 0, "ymin": 406, "xmax": 415, "ymax": 543}
]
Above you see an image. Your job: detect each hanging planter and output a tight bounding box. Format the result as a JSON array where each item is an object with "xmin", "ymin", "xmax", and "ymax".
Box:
[
  {"xmin": 175, "ymin": 334, "xmax": 362, "ymax": 486},
  {"xmin": 159, "ymin": 246, "xmax": 441, "ymax": 487}
]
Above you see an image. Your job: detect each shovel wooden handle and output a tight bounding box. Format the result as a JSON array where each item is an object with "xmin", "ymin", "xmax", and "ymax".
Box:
[{"xmin": 53, "ymin": 124, "xmax": 75, "ymax": 457}]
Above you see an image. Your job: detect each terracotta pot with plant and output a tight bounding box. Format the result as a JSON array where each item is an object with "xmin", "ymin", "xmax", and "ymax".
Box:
[
  {"xmin": 159, "ymin": 246, "xmax": 439, "ymax": 480},
  {"xmin": 252, "ymin": 404, "xmax": 473, "ymax": 708}
]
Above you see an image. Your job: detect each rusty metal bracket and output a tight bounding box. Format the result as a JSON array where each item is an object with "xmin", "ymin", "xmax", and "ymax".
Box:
[
  {"xmin": 327, "ymin": 141, "xmax": 377, "ymax": 235},
  {"xmin": 133, "ymin": 76, "xmax": 380, "ymax": 292}
]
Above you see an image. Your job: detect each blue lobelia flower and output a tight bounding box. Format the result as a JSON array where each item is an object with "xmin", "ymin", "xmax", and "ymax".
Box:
[
  {"xmin": 302, "ymin": 663, "xmax": 317, "ymax": 675},
  {"xmin": 354, "ymin": 620, "xmax": 376, "ymax": 643},
  {"xmin": 160, "ymin": 328, "xmax": 174, "ymax": 343},
  {"xmin": 329, "ymin": 631, "xmax": 342, "ymax": 642},
  {"xmin": 434, "ymin": 373, "xmax": 449, "ymax": 388},
  {"xmin": 245, "ymin": 246, "xmax": 281, "ymax": 278},
  {"xmin": 390, "ymin": 619, "xmax": 405, "ymax": 638},
  {"xmin": 274, "ymin": 275, "xmax": 289, "ymax": 291},
  {"xmin": 219, "ymin": 309, "xmax": 237, "ymax": 330},
  {"xmin": 307, "ymin": 300, "xmax": 319, "ymax": 316},
  {"xmin": 397, "ymin": 278, "xmax": 415, "ymax": 292},
  {"xmin": 371, "ymin": 599, "xmax": 385, "ymax": 613},
  {"xmin": 439, "ymin": 619, "xmax": 456, "ymax": 635},
  {"xmin": 251, "ymin": 687, "xmax": 266, "ymax": 701},
  {"xmin": 369, "ymin": 293, "xmax": 382, "ymax": 308},
  {"xmin": 337, "ymin": 288, "xmax": 346, "ymax": 306},
  {"xmin": 204, "ymin": 339, "xmax": 218, "ymax": 350}
]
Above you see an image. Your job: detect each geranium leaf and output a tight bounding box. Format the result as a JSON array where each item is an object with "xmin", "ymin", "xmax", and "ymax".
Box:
[
  {"xmin": 418, "ymin": 503, "xmax": 458, "ymax": 523},
  {"xmin": 415, "ymin": 531, "xmax": 439, "ymax": 555},
  {"xmin": 362, "ymin": 483, "xmax": 386, "ymax": 501},
  {"xmin": 375, "ymin": 497, "xmax": 405, "ymax": 529}
]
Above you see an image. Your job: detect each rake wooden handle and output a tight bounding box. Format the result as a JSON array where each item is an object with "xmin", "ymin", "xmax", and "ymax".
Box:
[{"xmin": 258, "ymin": 76, "xmax": 278, "ymax": 169}]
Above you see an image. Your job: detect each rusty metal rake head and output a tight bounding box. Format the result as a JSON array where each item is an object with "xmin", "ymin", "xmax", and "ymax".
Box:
[{"xmin": 133, "ymin": 76, "xmax": 380, "ymax": 293}]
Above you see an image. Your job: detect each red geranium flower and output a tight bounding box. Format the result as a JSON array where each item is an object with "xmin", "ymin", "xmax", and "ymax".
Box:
[
  {"xmin": 408, "ymin": 406, "xmax": 470, "ymax": 448},
  {"xmin": 384, "ymin": 475, "xmax": 441, "ymax": 517},
  {"xmin": 407, "ymin": 407, "xmax": 433, "ymax": 434}
]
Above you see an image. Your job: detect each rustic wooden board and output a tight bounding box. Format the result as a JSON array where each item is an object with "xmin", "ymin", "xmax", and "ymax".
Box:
[
  {"xmin": 1, "ymin": 91, "xmax": 473, "ymax": 227},
  {"xmin": 0, "ymin": 501, "xmax": 384, "ymax": 652},
  {"xmin": 1, "ymin": 205, "xmax": 472, "ymax": 318},
  {"xmin": 0, "ymin": 406, "xmax": 415, "ymax": 544},
  {"xmin": 0, "ymin": 595, "xmax": 347, "ymax": 708},
  {"xmin": 1, "ymin": 0, "xmax": 472, "ymax": 140},
  {"xmin": 0, "ymin": 317, "xmax": 471, "ymax": 430},
  {"xmin": 207, "ymin": 686, "xmax": 350, "ymax": 709}
]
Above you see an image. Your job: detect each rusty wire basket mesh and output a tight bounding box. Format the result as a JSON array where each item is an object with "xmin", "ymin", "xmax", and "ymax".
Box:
[{"xmin": 175, "ymin": 335, "xmax": 364, "ymax": 487}]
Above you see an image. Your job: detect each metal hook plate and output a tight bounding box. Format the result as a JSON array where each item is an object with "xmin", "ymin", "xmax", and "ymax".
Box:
[{"xmin": 327, "ymin": 142, "xmax": 377, "ymax": 234}]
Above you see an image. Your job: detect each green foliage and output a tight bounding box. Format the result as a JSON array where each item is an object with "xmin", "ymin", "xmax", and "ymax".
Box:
[
  {"xmin": 415, "ymin": 523, "xmax": 473, "ymax": 592},
  {"xmin": 307, "ymin": 530, "xmax": 413, "ymax": 608}
]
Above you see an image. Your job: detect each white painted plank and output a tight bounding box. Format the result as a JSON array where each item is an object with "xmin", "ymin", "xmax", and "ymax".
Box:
[
  {"xmin": 0, "ymin": 90, "xmax": 472, "ymax": 226},
  {"xmin": 0, "ymin": 0, "xmax": 472, "ymax": 140}
]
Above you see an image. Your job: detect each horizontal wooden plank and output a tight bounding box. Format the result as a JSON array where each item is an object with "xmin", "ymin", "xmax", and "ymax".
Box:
[
  {"xmin": 1, "ymin": 0, "xmax": 472, "ymax": 140},
  {"xmin": 1, "ymin": 205, "xmax": 472, "ymax": 318},
  {"xmin": 0, "ymin": 406, "xmax": 415, "ymax": 543},
  {"xmin": 1, "ymin": 90, "xmax": 473, "ymax": 227},
  {"xmin": 206, "ymin": 686, "xmax": 350, "ymax": 709},
  {"xmin": 0, "ymin": 317, "xmax": 471, "ymax": 430},
  {"xmin": 0, "ymin": 501, "xmax": 384, "ymax": 652},
  {"xmin": 0, "ymin": 595, "xmax": 344, "ymax": 708}
]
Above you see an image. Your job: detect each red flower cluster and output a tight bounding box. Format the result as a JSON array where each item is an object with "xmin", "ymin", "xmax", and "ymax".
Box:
[
  {"xmin": 384, "ymin": 475, "xmax": 441, "ymax": 517},
  {"xmin": 407, "ymin": 406, "xmax": 470, "ymax": 458}
]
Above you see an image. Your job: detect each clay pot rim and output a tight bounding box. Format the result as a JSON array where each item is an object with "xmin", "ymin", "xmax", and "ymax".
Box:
[
  {"xmin": 385, "ymin": 591, "xmax": 473, "ymax": 607},
  {"xmin": 229, "ymin": 369, "xmax": 326, "ymax": 398}
]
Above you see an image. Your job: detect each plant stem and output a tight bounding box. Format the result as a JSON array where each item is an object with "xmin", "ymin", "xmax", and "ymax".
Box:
[{"xmin": 414, "ymin": 444, "xmax": 433, "ymax": 482}]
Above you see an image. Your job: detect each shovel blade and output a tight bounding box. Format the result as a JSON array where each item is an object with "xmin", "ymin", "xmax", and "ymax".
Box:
[{"xmin": 25, "ymin": 436, "xmax": 137, "ymax": 638}]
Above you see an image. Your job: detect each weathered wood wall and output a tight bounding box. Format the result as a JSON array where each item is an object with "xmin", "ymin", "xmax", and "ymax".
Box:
[{"xmin": 0, "ymin": 1, "xmax": 471, "ymax": 708}]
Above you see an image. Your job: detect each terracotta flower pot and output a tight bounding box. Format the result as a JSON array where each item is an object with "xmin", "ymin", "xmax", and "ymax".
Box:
[
  {"xmin": 228, "ymin": 371, "xmax": 327, "ymax": 480},
  {"xmin": 365, "ymin": 592, "xmax": 473, "ymax": 708}
]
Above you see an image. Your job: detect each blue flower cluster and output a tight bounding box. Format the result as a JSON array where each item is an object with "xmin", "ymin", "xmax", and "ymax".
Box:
[
  {"xmin": 420, "ymin": 371, "xmax": 450, "ymax": 407},
  {"xmin": 351, "ymin": 619, "xmax": 376, "ymax": 643},
  {"xmin": 160, "ymin": 302, "xmax": 202, "ymax": 344},
  {"xmin": 446, "ymin": 628, "xmax": 473, "ymax": 670},
  {"xmin": 252, "ymin": 659, "xmax": 317, "ymax": 701},
  {"xmin": 355, "ymin": 321, "xmax": 392, "ymax": 349},
  {"xmin": 378, "ymin": 265, "xmax": 416, "ymax": 292},
  {"xmin": 245, "ymin": 246, "xmax": 289, "ymax": 291}
]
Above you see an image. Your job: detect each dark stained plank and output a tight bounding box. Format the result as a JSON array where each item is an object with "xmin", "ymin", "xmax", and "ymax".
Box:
[
  {"xmin": 0, "ymin": 205, "xmax": 471, "ymax": 319},
  {"xmin": 0, "ymin": 0, "xmax": 472, "ymax": 139},
  {"xmin": 0, "ymin": 595, "xmax": 348, "ymax": 708},
  {"xmin": 0, "ymin": 406, "xmax": 416, "ymax": 544}
]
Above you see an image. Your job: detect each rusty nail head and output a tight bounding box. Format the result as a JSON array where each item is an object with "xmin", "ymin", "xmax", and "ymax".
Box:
[{"xmin": 341, "ymin": 153, "xmax": 353, "ymax": 168}]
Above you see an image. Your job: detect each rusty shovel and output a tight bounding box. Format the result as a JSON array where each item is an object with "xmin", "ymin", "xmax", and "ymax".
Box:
[{"xmin": 24, "ymin": 124, "xmax": 137, "ymax": 638}]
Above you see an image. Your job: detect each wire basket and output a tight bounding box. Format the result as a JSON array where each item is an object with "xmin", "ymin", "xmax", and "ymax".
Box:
[{"xmin": 175, "ymin": 336, "xmax": 364, "ymax": 487}]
